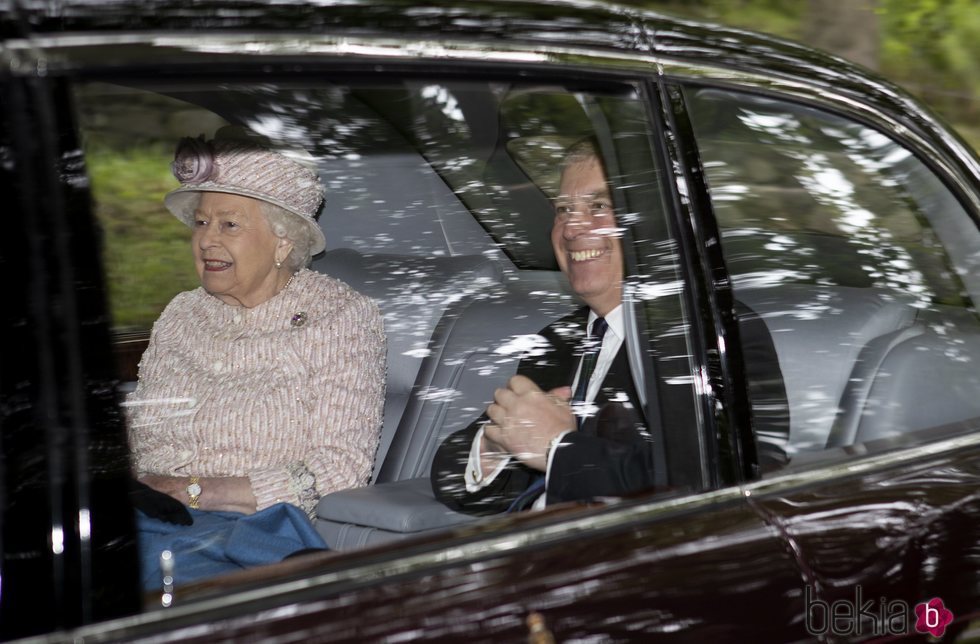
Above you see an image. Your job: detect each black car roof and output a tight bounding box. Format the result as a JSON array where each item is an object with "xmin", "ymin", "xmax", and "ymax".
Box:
[
  {"xmin": 0, "ymin": 0, "xmax": 853, "ymax": 65},
  {"xmin": 0, "ymin": 0, "xmax": 918, "ymax": 106}
]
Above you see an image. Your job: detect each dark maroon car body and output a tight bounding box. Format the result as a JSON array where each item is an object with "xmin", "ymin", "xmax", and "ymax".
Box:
[{"xmin": 1, "ymin": 1, "xmax": 979, "ymax": 642}]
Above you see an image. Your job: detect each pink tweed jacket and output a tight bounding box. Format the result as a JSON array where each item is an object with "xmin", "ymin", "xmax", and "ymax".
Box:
[{"xmin": 125, "ymin": 268, "xmax": 386, "ymax": 516}]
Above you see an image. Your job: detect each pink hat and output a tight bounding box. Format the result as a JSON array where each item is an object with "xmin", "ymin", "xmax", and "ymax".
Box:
[{"xmin": 164, "ymin": 128, "xmax": 326, "ymax": 255}]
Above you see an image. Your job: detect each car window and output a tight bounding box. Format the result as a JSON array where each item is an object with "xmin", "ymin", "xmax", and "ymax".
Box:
[
  {"xmin": 71, "ymin": 75, "xmax": 688, "ymax": 595},
  {"xmin": 79, "ymin": 82, "xmax": 650, "ymax": 327},
  {"xmin": 77, "ymin": 86, "xmax": 211, "ymax": 332},
  {"xmin": 685, "ymin": 86, "xmax": 980, "ymax": 465}
]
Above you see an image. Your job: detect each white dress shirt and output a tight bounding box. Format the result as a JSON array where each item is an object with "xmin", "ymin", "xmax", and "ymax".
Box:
[{"xmin": 464, "ymin": 305, "xmax": 625, "ymax": 505}]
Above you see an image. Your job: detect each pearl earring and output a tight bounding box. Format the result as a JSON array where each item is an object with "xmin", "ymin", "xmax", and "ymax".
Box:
[{"xmin": 275, "ymin": 259, "xmax": 282, "ymax": 268}]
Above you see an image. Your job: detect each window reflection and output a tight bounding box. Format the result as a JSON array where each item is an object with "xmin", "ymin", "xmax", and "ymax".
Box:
[
  {"xmin": 76, "ymin": 78, "xmax": 674, "ymax": 593},
  {"xmin": 688, "ymin": 87, "xmax": 980, "ymax": 460}
]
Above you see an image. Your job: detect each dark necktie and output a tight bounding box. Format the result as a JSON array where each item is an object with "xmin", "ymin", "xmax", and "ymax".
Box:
[{"xmin": 572, "ymin": 317, "xmax": 608, "ymax": 405}]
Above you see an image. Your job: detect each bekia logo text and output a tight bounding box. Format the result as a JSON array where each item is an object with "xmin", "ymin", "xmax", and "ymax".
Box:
[{"xmin": 805, "ymin": 586, "xmax": 953, "ymax": 638}]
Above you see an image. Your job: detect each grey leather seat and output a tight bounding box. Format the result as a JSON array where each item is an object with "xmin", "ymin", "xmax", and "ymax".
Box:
[
  {"xmin": 311, "ymin": 248, "xmax": 504, "ymax": 479},
  {"xmin": 315, "ymin": 269, "xmax": 576, "ymax": 549},
  {"xmin": 736, "ymin": 285, "xmax": 919, "ymax": 453},
  {"xmin": 315, "ymin": 263, "xmax": 980, "ymax": 549},
  {"xmin": 835, "ymin": 307, "xmax": 980, "ymax": 445}
]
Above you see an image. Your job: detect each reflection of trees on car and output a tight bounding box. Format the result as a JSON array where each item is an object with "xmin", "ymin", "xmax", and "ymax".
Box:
[{"xmin": 689, "ymin": 90, "xmax": 969, "ymax": 310}]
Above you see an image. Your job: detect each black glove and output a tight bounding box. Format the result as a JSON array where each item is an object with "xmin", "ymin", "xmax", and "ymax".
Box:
[{"xmin": 130, "ymin": 479, "xmax": 193, "ymax": 526}]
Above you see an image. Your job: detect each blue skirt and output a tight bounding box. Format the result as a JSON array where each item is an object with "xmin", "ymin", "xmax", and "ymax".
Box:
[{"xmin": 137, "ymin": 502, "xmax": 328, "ymax": 591}]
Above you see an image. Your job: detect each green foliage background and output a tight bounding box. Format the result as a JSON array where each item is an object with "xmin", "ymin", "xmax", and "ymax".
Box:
[
  {"xmin": 631, "ymin": 0, "xmax": 979, "ymax": 151},
  {"xmin": 879, "ymin": 0, "xmax": 979, "ymax": 139},
  {"xmin": 88, "ymin": 143, "xmax": 198, "ymax": 330}
]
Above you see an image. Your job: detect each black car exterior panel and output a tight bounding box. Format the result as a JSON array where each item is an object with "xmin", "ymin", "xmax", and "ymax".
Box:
[
  {"xmin": 0, "ymin": 1, "xmax": 978, "ymax": 642},
  {"xmin": 0, "ymin": 74, "xmax": 140, "ymax": 639}
]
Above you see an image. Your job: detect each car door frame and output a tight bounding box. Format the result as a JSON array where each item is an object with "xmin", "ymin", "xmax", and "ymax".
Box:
[
  {"xmin": 25, "ymin": 34, "xmax": 759, "ymax": 494},
  {"xmin": 658, "ymin": 49, "xmax": 980, "ymax": 640},
  {"xmin": 0, "ymin": 69, "xmax": 141, "ymax": 639},
  {"xmin": 0, "ymin": 29, "xmax": 799, "ymax": 640}
]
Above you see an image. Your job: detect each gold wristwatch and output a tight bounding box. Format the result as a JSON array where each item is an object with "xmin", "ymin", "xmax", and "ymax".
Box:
[{"xmin": 186, "ymin": 476, "xmax": 202, "ymax": 509}]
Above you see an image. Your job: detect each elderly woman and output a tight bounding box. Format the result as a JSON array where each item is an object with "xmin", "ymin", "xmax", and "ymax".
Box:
[{"xmin": 126, "ymin": 127, "xmax": 385, "ymax": 588}]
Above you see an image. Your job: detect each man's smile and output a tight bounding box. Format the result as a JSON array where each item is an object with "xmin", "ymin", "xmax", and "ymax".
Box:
[{"xmin": 569, "ymin": 248, "xmax": 609, "ymax": 262}]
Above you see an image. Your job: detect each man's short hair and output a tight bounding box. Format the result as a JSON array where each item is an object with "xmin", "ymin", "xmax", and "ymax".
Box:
[{"xmin": 560, "ymin": 137, "xmax": 601, "ymax": 175}]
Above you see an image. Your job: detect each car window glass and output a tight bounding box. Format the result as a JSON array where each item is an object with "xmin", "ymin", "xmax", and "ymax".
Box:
[
  {"xmin": 76, "ymin": 85, "xmax": 207, "ymax": 332},
  {"xmin": 72, "ymin": 76, "xmax": 683, "ymax": 596},
  {"xmin": 685, "ymin": 87, "xmax": 980, "ymax": 467},
  {"xmin": 78, "ymin": 82, "xmax": 644, "ymax": 324}
]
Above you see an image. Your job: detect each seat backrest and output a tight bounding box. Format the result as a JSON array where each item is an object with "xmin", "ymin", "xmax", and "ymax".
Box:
[
  {"xmin": 312, "ymin": 270, "xmax": 575, "ymax": 551},
  {"xmin": 375, "ymin": 271, "xmax": 578, "ymax": 483},
  {"xmin": 844, "ymin": 308, "xmax": 980, "ymax": 444},
  {"xmin": 311, "ymin": 248, "xmax": 503, "ymax": 480},
  {"xmin": 317, "ymin": 154, "xmax": 495, "ymax": 259},
  {"xmin": 736, "ymin": 285, "xmax": 917, "ymax": 453}
]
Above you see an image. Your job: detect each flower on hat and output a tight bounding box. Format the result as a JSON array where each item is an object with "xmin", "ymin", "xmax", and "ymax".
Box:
[
  {"xmin": 172, "ymin": 135, "xmax": 215, "ymax": 184},
  {"xmin": 164, "ymin": 128, "xmax": 328, "ymax": 256}
]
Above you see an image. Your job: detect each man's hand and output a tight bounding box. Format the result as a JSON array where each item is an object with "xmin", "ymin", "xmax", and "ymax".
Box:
[{"xmin": 483, "ymin": 375, "xmax": 576, "ymax": 471}]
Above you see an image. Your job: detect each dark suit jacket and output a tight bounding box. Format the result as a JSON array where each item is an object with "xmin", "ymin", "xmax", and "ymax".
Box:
[{"xmin": 430, "ymin": 307, "xmax": 658, "ymax": 515}]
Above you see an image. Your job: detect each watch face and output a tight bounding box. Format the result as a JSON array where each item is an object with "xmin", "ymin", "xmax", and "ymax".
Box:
[{"xmin": 187, "ymin": 483, "xmax": 202, "ymax": 496}]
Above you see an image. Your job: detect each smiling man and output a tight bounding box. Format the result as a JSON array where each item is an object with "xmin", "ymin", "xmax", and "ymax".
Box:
[{"xmin": 431, "ymin": 139, "xmax": 658, "ymax": 514}]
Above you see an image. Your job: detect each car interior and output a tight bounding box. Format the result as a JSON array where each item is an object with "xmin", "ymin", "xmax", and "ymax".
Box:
[
  {"xmin": 80, "ymin": 79, "xmax": 611, "ymax": 549},
  {"xmin": 688, "ymin": 86, "xmax": 980, "ymax": 456},
  {"xmin": 76, "ymin": 75, "xmax": 980, "ymax": 555}
]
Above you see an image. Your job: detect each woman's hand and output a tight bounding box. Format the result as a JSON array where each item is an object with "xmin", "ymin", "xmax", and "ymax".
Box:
[
  {"xmin": 139, "ymin": 474, "xmax": 258, "ymax": 515},
  {"xmin": 130, "ymin": 479, "xmax": 193, "ymax": 525}
]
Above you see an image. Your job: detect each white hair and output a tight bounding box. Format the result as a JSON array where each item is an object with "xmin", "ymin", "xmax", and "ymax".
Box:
[
  {"xmin": 560, "ymin": 137, "xmax": 601, "ymax": 174},
  {"xmin": 259, "ymin": 201, "xmax": 317, "ymax": 271}
]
